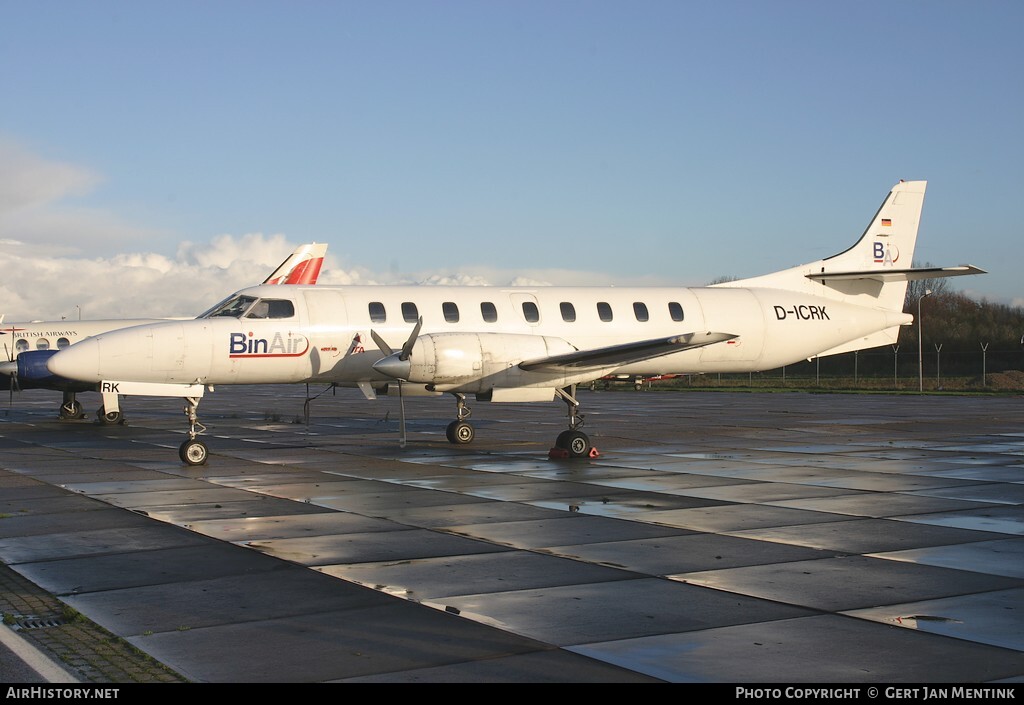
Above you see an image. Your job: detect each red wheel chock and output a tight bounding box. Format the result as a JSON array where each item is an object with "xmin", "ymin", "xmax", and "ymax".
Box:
[{"xmin": 548, "ymin": 447, "xmax": 600, "ymax": 459}]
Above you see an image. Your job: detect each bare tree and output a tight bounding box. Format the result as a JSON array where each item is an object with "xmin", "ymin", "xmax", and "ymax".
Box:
[
  {"xmin": 707, "ymin": 275, "xmax": 739, "ymax": 286},
  {"xmin": 905, "ymin": 260, "xmax": 952, "ymax": 311}
]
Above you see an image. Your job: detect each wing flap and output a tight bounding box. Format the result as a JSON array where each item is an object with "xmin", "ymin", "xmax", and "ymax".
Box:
[{"xmin": 519, "ymin": 331, "xmax": 738, "ymax": 372}]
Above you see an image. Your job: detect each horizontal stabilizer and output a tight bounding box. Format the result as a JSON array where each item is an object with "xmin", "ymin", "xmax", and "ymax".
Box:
[
  {"xmin": 807, "ymin": 265, "xmax": 986, "ymax": 284},
  {"xmin": 519, "ymin": 331, "xmax": 737, "ymax": 372}
]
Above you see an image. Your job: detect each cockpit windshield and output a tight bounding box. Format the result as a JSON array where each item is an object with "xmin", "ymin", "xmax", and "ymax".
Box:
[
  {"xmin": 199, "ymin": 295, "xmax": 259, "ymax": 319},
  {"xmin": 198, "ymin": 295, "xmax": 296, "ymax": 320}
]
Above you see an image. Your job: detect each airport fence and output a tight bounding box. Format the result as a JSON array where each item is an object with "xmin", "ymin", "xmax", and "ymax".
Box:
[{"xmin": 604, "ymin": 346, "xmax": 1024, "ymax": 393}]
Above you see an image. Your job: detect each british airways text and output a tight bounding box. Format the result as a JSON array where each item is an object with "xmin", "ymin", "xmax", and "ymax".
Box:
[{"xmin": 229, "ymin": 332, "xmax": 309, "ymax": 358}]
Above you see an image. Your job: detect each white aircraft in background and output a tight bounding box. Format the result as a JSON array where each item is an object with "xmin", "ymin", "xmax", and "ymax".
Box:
[
  {"xmin": 1, "ymin": 242, "xmax": 327, "ymax": 421},
  {"xmin": 47, "ymin": 181, "xmax": 984, "ymax": 465}
]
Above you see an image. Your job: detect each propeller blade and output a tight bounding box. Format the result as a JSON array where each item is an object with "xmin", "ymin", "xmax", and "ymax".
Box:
[
  {"xmin": 400, "ymin": 317, "xmax": 423, "ymax": 361},
  {"xmin": 0, "ymin": 355, "xmax": 18, "ymax": 405},
  {"xmin": 369, "ymin": 329, "xmax": 394, "ymax": 356},
  {"xmin": 371, "ymin": 319, "xmax": 422, "ymax": 448}
]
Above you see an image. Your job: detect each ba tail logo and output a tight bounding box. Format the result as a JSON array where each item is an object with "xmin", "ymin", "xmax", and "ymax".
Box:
[
  {"xmin": 873, "ymin": 241, "xmax": 899, "ymax": 265},
  {"xmin": 229, "ymin": 331, "xmax": 309, "ymax": 358}
]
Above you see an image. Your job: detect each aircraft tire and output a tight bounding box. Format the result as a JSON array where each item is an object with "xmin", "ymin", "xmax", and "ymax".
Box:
[
  {"xmin": 563, "ymin": 430, "xmax": 590, "ymax": 458},
  {"xmin": 98, "ymin": 407, "xmax": 124, "ymax": 425},
  {"xmin": 446, "ymin": 420, "xmax": 475, "ymax": 444},
  {"xmin": 555, "ymin": 430, "xmax": 572, "ymax": 448},
  {"xmin": 180, "ymin": 439, "xmax": 208, "ymax": 466},
  {"xmin": 60, "ymin": 400, "xmax": 84, "ymax": 420}
]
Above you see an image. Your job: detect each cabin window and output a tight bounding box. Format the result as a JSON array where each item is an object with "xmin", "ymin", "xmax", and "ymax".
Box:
[
  {"xmin": 443, "ymin": 301, "xmax": 459, "ymax": 323},
  {"xmin": 633, "ymin": 302, "xmax": 649, "ymax": 322},
  {"xmin": 402, "ymin": 302, "xmax": 419, "ymax": 323},
  {"xmin": 597, "ymin": 301, "xmax": 613, "ymax": 322},
  {"xmin": 560, "ymin": 302, "xmax": 576, "ymax": 322},
  {"xmin": 668, "ymin": 301, "xmax": 684, "ymax": 321},
  {"xmin": 266, "ymin": 300, "xmax": 294, "ymax": 319},
  {"xmin": 35, "ymin": 338, "xmax": 50, "ymax": 350},
  {"xmin": 522, "ymin": 301, "xmax": 540, "ymax": 323},
  {"xmin": 58, "ymin": 337, "xmax": 71, "ymax": 348},
  {"xmin": 369, "ymin": 302, "xmax": 386, "ymax": 323},
  {"xmin": 15, "ymin": 339, "xmax": 28, "ymax": 353},
  {"xmin": 481, "ymin": 302, "xmax": 498, "ymax": 322}
]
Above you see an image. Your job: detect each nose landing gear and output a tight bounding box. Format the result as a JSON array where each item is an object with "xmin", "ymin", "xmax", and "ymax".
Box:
[{"xmin": 178, "ymin": 396, "xmax": 208, "ymax": 466}]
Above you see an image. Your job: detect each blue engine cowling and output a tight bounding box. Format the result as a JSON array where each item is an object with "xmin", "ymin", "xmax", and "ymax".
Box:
[{"xmin": 14, "ymin": 349, "xmax": 96, "ymax": 392}]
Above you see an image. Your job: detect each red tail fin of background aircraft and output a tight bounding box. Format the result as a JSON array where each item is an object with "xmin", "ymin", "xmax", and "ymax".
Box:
[{"xmin": 264, "ymin": 242, "xmax": 327, "ymax": 285}]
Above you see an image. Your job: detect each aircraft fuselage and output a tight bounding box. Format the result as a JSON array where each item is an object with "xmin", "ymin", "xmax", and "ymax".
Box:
[{"xmin": 48, "ymin": 283, "xmax": 910, "ymax": 394}]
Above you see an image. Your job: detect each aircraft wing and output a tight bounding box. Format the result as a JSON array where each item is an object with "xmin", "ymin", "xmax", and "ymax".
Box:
[
  {"xmin": 519, "ymin": 331, "xmax": 738, "ymax": 372},
  {"xmin": 807, "ymin": 265, "xmax": 986, "ymax": 283}
]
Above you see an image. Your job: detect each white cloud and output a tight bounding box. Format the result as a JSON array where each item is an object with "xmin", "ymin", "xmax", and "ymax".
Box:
[
  {"xmin": 0, "ymin": 140, "xmax": 178, "ymax": 254},
  {"xmin": 0, "ymin": 140, "xmax": 378, "ymax": 320},
  {"xmin": 0, "ymin": 235, "xmax": 358, "ymax": 321},
  {"xmin": 0, "ymin": 140, "xmax": 99, "ymax": 213}
]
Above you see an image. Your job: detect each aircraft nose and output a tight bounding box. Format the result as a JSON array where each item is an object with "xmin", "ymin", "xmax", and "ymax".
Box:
[
  {"xmin": 372, "ymin": 353, "xmax": 411, "ymax": 381},
  {"xmin": 47, "ymin": 340, "xmax": 100, "ymax": 382}
]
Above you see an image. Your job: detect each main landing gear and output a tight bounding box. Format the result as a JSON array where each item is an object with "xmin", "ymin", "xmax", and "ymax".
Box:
[
  {"xmin": 553, "ymin": 385, "xmax": 594, "ymax": 458},
  {"xmin": 445, "ymin": 393, "xmax": 475, "ymax": 444},
  {"xmin": 97, "ymin": 406, "xmax": 124, "ymax": 425},
  {"xmin": 442, "ymin": 386, "xmax": 596, "ymax": 458},
  {"xmin": 58, "ymin": 392, "xmax": 85, "ymax": 420},
  {"xmin": 56, "ymin": 391, "xmax": 123, "ymax": 424},
  {"xmin": 178, "ymin": 396, "xmax": 209, "ymax": 466}
]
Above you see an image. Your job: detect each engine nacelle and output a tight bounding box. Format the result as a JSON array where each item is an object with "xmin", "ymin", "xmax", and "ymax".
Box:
[
  {"xmin": 402, "ymin": 332, "xmax": 578, "ymax": 392},
  {"xmin": 11, "ymin": 349, "xmax": 94, "ymax": 392}
]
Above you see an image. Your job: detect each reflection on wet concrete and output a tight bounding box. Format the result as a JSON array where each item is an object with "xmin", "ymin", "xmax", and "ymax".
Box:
[{"xmin": 1, "ymin": 387, "xmax": 1023, "ymax": 682}]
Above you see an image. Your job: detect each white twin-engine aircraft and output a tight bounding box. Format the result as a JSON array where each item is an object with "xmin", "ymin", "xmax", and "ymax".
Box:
[{"xmin": 46, "ymin": 181, "xmax": 984, "ymax": 465}]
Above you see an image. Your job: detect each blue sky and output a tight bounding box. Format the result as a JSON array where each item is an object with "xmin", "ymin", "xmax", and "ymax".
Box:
[{"xmin": 1, "ymin": 1, "xmax": 1021, "ymax": 321}]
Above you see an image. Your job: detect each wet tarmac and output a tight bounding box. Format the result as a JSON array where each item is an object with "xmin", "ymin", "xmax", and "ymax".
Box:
[{"xmin": 1, "ymin": 385, "xmax": 1023, "ymax": 683}]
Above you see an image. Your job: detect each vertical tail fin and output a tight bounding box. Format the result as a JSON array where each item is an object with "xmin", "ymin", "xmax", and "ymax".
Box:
[
  {"xmin": 263, "ymin": 242, "xmax": 328, "ymax": 285},
  {"xmin": 716, "ymin": 181, "xmax": 928, "ymax": 311},
  {"xmin": 812, "ymin": 180, "xmax": 927, "ymax": 311}
]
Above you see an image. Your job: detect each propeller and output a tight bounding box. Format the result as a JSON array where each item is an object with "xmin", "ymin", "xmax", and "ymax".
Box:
[
  {"xmin": 1, "ymin": 344, "xmax": 20, "ymax": 405},
  {"xmin": 369, "ymin": 317, "xmax": 422, "ymax": 448},
  {"xmin": 0, "ymin": 315, "xmax": 12, "ymax": 403}
]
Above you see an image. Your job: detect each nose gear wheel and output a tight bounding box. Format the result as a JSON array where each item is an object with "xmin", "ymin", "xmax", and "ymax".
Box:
[{"xmin": 178, "ymin": 396, "xmax": 209, "ymax": 466}]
